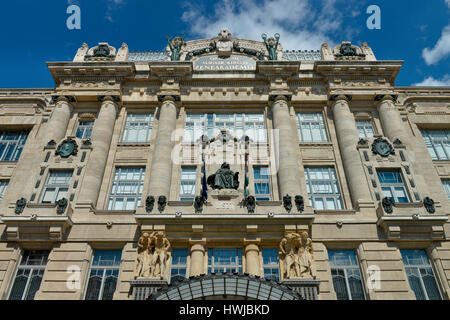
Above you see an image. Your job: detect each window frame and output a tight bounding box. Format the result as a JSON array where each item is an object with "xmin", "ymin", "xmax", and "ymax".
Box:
[
  {"xmin": 207, "ymin": 248, "xmax": 243, "ymax": 274},
  {"xmin": 179, "ymin": 167, "xmax": 197, "ymax": 202},
  {"xmin": 8, "ymin": 250, "xmax": 50, "ymax": 300},
  {"xmin": 75, "ymin": 120, "xmax": 95, "ymax": 140},
  {"xmin": 0, "ymin": 180, "xmax": 9, "ymax": 202},
  {"xmin": 0, "ymin": 130, "xmax": 29, "ymax": 162},
  {"xmin": 421, "ymin": 129, "xmax": 450, "ymax": 161},
  {"xmin": 328, "ymin": 250, "xmax": 366, "ymax": 300},
  {"xmin": 304, "ymin": 166, "xmax": 343, "ymax": 210},
  {"xmin": 121, "ymin": 113, "xmax": 155, "ymax": 143},
  {"xmin": 83, "ymin": 250, "xmax": 122, "ymax": 301},
  {"xmin": 442, "ymin": 179, "xmax": 450, "ymax": 200},
  {"xmin": 40, "ymin": 170, "xmax": 73, "ymax": 204},
  {"xmin": 253, "ymin": 166, "xmax": 271, "ymax": 201},
  {"xmin": 296, "ymin": 112, "xmax": 329, "ymax": 143},
  {"xmin": 376, "ymin": 169, "xmax": 410, "ymax": 203},
  {"xmin": 261, "ymin": 249, "xmax": 280, "ymax": 282},
  {"xmin": 107, "ymin": 167, "xmax": 146, "ymax": 211},
  {"xmin": 170, "ymin": 249, "xmax": 189, "ymax": 283},
  {"xmin": 355, "ymin": 120, "xmax": 375, "ymax": 139}
]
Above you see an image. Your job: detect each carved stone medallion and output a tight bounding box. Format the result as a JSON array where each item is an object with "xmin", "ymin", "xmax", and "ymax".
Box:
[
  {"xmin": 372, "ymin": 138, "xmax": 395, "ymax": 157},
  {"xmin": 56, "ymin": 138, "xmax": 78, "ymax": 158}
]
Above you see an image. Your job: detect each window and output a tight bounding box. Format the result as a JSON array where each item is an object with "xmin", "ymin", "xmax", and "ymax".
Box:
[
  {"xmin": 377, "ymin": 170, "xmax": 409, "ymax": 203},
  {"xmin": 179, "ymin": 167, "xmax": 196, "ymax": 202},
  {"xmin": 254, "ymin": 167, "xmax": 270, "ymax": 201},
  {"xmin": 208, "ymin": 248, "xmax": 242, "ymax": 274},
  {"xmin": 122, "ymin": 113, "xmax": 154, "ymax": 143},
  {"xmin": 328, "ymin": 250, "xmax": 365, "ymax": 300},
  {"xmin": 8, "ymin": 250, "xmax": 49, "ymax": 300},
  {"xmin": 108, "ymin": 167, "xmax": 145, "ymax": 210},
  {"xmin": 41, "ymin": 171, "xmax": 72, "ymax": 203},
  {"xmin": 442, "ymin": 180, "xmax": 450, "ymax": 199},
  {"xmin": 356, "ymin": 120, "xmax": 375, "ymax": 138},
  {"xmin": 171, "ymin": 249, "xmax": 188, "ymax": 283},
  {"xmin": 305, "ymin": 167, "xmax": 343, "ymax": 210},
  {"xmin": 0, "ymin": 131, "xmax": 28, "ymax": 162},
  {"xmin": 401, "ymin": 250, "xmax": 442, "ymax": 300},
  {"xmin": 262, "ymin": 249, "xmax": 280, "ymax": 281},
  {"xmin": 421, "ymin": 129, "xmax": 450, "ymax": 161},
  {"xmin": 84, "ymin": 250, "xmax": 122, "ymax": 300},
  {"xmin": 296, "ymin": 113, "xmax": 328, "ymax": 143},
  {"xmin": 0, "ymin": 180, "xmax": 8, "ymax": 201},
  {"xmin": 76, "ymin": 120, "xmax": 94, "ymax": 139},
  {"xmin": 184, "ymin": 113, "xmax": 266, "ymax": 143}
]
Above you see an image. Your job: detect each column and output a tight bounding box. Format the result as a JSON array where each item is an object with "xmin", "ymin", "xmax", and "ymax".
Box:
[
  {"xmin": 244, "ymin": 243, "xmax": 260, "ymax": 276},
  {"xmin": 44, "ymin": 96, "xmax": 73, "ymax": 143},
  {"xmin": 332, "ymin": 95, "xmax": 372, "ymax": 207},
  {"xmin": 271, "ymin": 96, "xmax": 302, "ymax": 197},
  {"xmin": 377, "ymin": 95, "xmax": 409, "ymax": 142},
  {"xmin": 78, "ymin": 96, "xmax": 118, "ymax": 207},
  {"xmin": 189, "ymin": 242, "xmax": 206, "ymax": 276},
  {"xmin": 148, "ymin": 97, "xmax": 179, "ymax": 198}
]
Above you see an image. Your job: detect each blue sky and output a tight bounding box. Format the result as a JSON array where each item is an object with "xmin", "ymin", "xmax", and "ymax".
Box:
[{"xmin": 0, "ymin": 0, "xmax": 449, "ymax": 88}]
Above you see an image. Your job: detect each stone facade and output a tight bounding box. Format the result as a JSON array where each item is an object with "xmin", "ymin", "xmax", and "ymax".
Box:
[{"xmin": 0, "ymin": 31, "xmax": 449, "ymax": 300}]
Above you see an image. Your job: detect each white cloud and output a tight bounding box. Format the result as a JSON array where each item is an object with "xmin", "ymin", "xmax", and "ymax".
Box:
[
  {"xmin": 423, "ymin": 25, "xmax": 450, "ymax": 65},
  {"xmin": 181, "ymin": 0, "xmax": 357, "ymax": 50},
  {"xmin": 413, "ymin": 75, "xmax": 450, "ymax": 86},
  {"xmin": 446, "ymin": 0, "xmax": 450, "ymax": 8},
  {"xmin": 105, "ymin": 0, "xmax": 126, "ymax": 23}
]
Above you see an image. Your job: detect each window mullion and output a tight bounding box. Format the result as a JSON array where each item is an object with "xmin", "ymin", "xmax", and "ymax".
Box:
[
  {"xmin": 21, "ymin": 267, "xmax": 34, "ymax": 301},
  {"xmin": 343, "ymin": 268, "xmax": 352, "ymax": 300}
]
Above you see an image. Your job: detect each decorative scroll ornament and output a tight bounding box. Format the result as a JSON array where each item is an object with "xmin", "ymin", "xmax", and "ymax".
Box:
[
  {"xmin": 56, "ymin": 198, "xmax": 68, "ymax": 214},
  {"xmin": 382, "ymin": 197, "xmax": 394, "ymax": 214},
  {"xmin": 55, "ymin": 138, "xmax": 78, "ymax": 158},
  {"xmin": 295, "ymin": 195, "xmax": 305, "ymax": 213},
  {"xmin": 194, "ymin": 195, "xmax": 205, "ymax": 214},
  {"xmin": 158, "ymin": 196, "xmax": 167, "ymax": 213},
  {"xmin": 207, "ymin": 162, "xmax": 240, "ymax": 190},
  {"xmin": 372, "ymin": 138, "xmax": 395, "ymax": 157},
  {"xmin": 146, "ymin": 196, "xmax": 155, "ymax": 213},
  {"xmin": 423, "ymin": 197, "xmax": 435, "ymax": 214},
  {"xmin": 243, "ymin": 195, "xmax": 256, "ymax": 214},
  {"xmin": 15, "ymin": 198, "xmax": 27, "ymax": 215},
  {"xmin": 279, "ymin": 232, "xmax": 316, "ymax": 280},
  {"xmin": 134, "ymin": 232, "xmax": 171, "ymax": 280},
  {"xmin": 283, "ymin": 194, "xmax": 292, "ymax": 213}
]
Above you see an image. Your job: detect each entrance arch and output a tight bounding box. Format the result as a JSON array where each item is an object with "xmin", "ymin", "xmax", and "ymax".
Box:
[{"xmin": 148, "ymin": 273, "xmax": 302, "ymax": 300}]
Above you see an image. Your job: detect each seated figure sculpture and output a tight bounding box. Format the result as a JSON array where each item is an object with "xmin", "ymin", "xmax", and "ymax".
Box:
[{"xmin": 207, "ymin": 162, "xmax": 239, "ymax": 190}]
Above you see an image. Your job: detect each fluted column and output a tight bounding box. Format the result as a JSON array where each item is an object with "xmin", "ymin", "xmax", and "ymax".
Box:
[
  {"xmin": 148, "ymin": 97, "xmax": 179, "ymax": 198},
  {"xmin": 44, "ymin": 97, "xmax": 73, "ymax": 143},
  {"xmin": 244, "ymin": 243, "xmax": 261, "ymax": 276},
  {"xmin": 332, "ymin": 96, "xmax": 372, "ymax": 207},
  {"xmin": 78, "ymin": 96, "xmax": 118, "ymax": 207},
  {"xmin": 377, "ymin": 95, "xmax": 409, "ymax": 142},
  {"xmin": 189, "ymin": 242, "xmax": 206, "ymax": 276},
  {"xmin": 271, "ymin": 96, "xmax": 302, "ymax": 198}
]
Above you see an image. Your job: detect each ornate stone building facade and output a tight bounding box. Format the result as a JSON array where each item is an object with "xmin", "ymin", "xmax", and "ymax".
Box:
[{"xmin": 0, "ymin": 30, "xmax": 450, "ymax": 300}]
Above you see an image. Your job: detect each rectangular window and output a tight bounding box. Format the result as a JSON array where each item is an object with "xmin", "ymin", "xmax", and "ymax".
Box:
[
  {"xmin": 356, "ymin": 120, "xmax": 375, "ymax": 139},
  {"xmin": 305, "ymin": 167, "xmax": 343, "ymax": 210},
  {"xmin": 442, "ymin": 180, "xmax": 450, "ymax": 199},
  {"xmin": 8, "ymin": 250, "xmax": 49, "ymax": 300},
  {"xmin": 0, "ymin": 131, "xmax": 28, "ymax": 162},
  {"xmin": 401, "ymin": 250, "xmax": 442, "ymax": 300},
  {"xmin": 84, "ymin": 250, "xmax": 122, "ymax": 300},
  {"xmin": 328, "ymin": 250, "xmax": 365, "ymax": 300},
  {"xmin": 296, "ymin": 113, "xmax": 328, "ymax": 143},
  {"xmin": 184, "ymin": 113, "xmax": 266, "ymax": 143},
  {"xmin": 421, "ymin": 129, "xmax": 450, "ymax": 161},
  {"xmin": 254, "ymin": 167, "xmax": 270, "ymax": 201},
  {"xmin": 208, "ymin": 248, "xmax": 242, "ymax": 274},
  {"xmin": 377, "ymin": 170, "xmax": 409, "ymax": 203},
  {"xmin": 171, "ymin": 249, "xmax": 188, "ymax": 283},
  {"xmin": 75, "ymin": 120, "xmax": 94, "ymax": 139},
  {"xmin": 262, "ymin": 249, "xmax": 280, "ymax": 281},
  {"xmin": 179, "ymin": 167, "xmax": 196, "ymax": 202},
  {"xmin": 0, "ymin": 180, "xmax": 8, "ymax": 202},
  {"xmin": 40, "ymin": 171, "xmax": 73, "ymax": 203},
  {"xmin": 108, "ymin": 167, "xmax": 145, "ymax": 210},
  {"xmin": 122, "ymin": 113, "xmax": 154, "ymax": 143}
]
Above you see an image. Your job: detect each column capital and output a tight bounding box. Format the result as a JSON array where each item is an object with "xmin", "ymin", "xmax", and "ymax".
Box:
[
  {"xmin": 98, "ymin": 95, "xmax": 121, "ymax": 104},
  {"xmin": 269, "ymin": 94, "xmax": 292, "ymax": 104},
  {"xmin": 329, "ymin": 94, "xmax": 352, "ymax": 102},
  {"xmin": 158, "ymin": 95, "xmax": 181, "ymax": 104},
  {"xmin": 375, "ymin": 94, "xmax": 398, "ymax": 103},
  {"xmin": 51, "ymin": 95, "xmax": 76, "ymax": 105}
]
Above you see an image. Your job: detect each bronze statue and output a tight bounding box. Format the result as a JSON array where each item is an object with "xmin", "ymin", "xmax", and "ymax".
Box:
[
  {"xmin": 167, "ymin": 36, "xmax": 185, "ymax": 61},
  {"xmin": 261, "ymin": 33, "xmax": 280, "ymax": 60},
  {"xmin": 207, "ymin": 163, "xmax": 240, "ymax": 190}
]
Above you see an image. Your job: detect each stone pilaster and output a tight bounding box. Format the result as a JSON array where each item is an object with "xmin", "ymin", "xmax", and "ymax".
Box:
[
  {"xmin": 376, "ymin": 95, "xmax": 407, "ymax": 142},
  {"xmin": 148, "ymin": 96, "xmax": 179, "ymax": 198},
  {"xmin": 189, "ymin": 241, "xmax": 206, "ymax": 277},
  {"xmin": 45, "ymin": 96, "xmax": 73, "ymax": 143},
  {"xmin": 77, "ymin": 96, "xmax": 118, "ymax": 207},
  {"xmin": 270, "ymin": 95, "xmax": 302, "ymax": 198},
  {"xmin": 332, "ymin": 95, "xmax": 373, "ymax": 208},
  {"xmin": 244, "ymin": 242, "xmax": 260, "ymax": 276}
]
